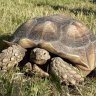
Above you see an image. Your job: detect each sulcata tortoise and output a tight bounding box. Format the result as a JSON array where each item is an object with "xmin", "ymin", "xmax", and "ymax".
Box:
[{"xmin": 0, "ymin": 14, "xmax": 96, "ymax": 85}]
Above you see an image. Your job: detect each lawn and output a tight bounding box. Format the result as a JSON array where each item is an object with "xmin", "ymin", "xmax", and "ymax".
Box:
[{"xmin": 0, "ymin": 0, "xmax": 96, "ymax": 96}]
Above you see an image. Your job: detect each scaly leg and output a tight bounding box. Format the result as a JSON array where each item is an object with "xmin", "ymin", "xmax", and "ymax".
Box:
[
  {"xmin": 0, "ymin": 44, "xmax": 26, "ymax": 71},
  {"xmin": 50, "ymin": 57, "xmax": 84, "ymax": 85}
]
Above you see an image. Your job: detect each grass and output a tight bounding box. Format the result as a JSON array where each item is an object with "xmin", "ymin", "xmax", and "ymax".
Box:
[{"xmin": 0, "ymin": 0, "xmax": 96, "ymax": 96}]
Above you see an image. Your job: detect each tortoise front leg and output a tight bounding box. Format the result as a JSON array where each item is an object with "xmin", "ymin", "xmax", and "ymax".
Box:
[
  {"xmin": 32, "ymin": 64, "xmax": 49, "ymax": 77},
  {"xmin": 22, "ymin": 62, "xmax": 49, "ymax": 77},
  {"xmin": 0, "ymin": 44, "xmax": 26, "ymax": 71},
  {"xmin": 50, "ymin": 57, "xmax": 84, "ymax": 85}
]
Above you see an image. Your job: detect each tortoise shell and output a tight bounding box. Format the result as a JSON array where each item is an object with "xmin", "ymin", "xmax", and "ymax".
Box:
[{"xmin": 12, "ymin": 14, "xmax": 96, "ymax": 73}]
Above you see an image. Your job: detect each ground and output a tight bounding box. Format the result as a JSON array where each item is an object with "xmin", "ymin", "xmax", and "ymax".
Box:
[{"xmin": 0, "ymin": 0, "xmax": 96, "ymax": 96}]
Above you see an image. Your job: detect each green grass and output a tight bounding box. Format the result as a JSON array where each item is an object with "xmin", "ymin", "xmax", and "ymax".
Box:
[{"xmin": 0, "ymin": 0, "xmax": 96, "ymax": 96}]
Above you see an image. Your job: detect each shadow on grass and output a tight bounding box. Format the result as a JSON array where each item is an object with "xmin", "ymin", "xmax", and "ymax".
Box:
[
  {"xmin": 70, "ymin": 8, "xmax": 96, "ymax": 15},
  {"xmin": 37, "ymin": 3, "xmax": 67, "ymax": 11},
  {"xmin": 89, "ymin": 0, "xmax": 96, "ymax": 4},
  {"xmin": 0, "ymin": 34, "xmax": 12, "ymax": 52},
  {"xmin": 88, "ymin": 69, "xmax": 96, "ymax": 77},
  {"xmin": 36, "ymin": 2, "xmax": 96, "ymax": 16}
]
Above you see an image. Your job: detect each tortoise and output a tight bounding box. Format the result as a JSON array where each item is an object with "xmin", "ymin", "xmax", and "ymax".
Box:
[{"xmin": 0, "ymin": 14, "xmax": 96, "ymax": 85}]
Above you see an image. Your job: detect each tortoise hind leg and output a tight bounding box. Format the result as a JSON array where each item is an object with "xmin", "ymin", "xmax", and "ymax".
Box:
[
  {"xmin": 50, "ymin": 57, "xmax": 84, "ymax": 85},
  {"xmin": 0, "ymin": 44, "xmax": 26, "ymax": 71}
]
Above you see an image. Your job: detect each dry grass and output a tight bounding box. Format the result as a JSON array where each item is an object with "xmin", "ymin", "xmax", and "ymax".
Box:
[{"xmin": 0, "ymin": 0, "xmax": 96, "ymax": 96}]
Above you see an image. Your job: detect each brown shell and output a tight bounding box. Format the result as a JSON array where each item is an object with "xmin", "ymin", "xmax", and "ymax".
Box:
[{"xmin": 12, "ymin": 14, "xmax": 96, "ymax": 73}]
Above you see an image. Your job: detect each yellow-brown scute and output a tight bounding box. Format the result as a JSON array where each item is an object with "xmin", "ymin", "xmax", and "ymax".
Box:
[
  {"xmin": 31, "ymin": 20, "xmax": 59, "ymax": 41},
  {"xmin": 60, "ymin": 20, "xmax": 91, "ymax": 47},
  {"xmin": 42, "ymin": 21, "xmax": 59, "ymax": 41},
  {"xmin": 67, "ymin": 21, "xmax": 89, "ymax": 38},
  {"xmin": 43, "ymin": 21, "xmax": 56, "ymax": 34}
]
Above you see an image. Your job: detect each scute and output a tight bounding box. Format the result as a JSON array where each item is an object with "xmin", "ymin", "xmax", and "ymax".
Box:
[
  {"xmin": 60, "ymin": 20, "xmax": 94, "ymax": 47},
  {"xmin": 28, "ymin": 20, "xmax": 59, "ymax": 42},
  {"xmin": 12, "ymin": 19, "xmax": 37, "ymax": 43}
]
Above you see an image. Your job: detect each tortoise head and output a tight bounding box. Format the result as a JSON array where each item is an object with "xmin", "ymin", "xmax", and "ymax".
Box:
[{"xmin": 30, "ymin": 48, "xmax": 51, "ymax": 65}]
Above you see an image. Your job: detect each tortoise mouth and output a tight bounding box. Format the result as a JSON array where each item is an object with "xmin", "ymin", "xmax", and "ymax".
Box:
[{"xmin": 32, "ymin": 59, "xmax": 47, "ymax": 65}]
